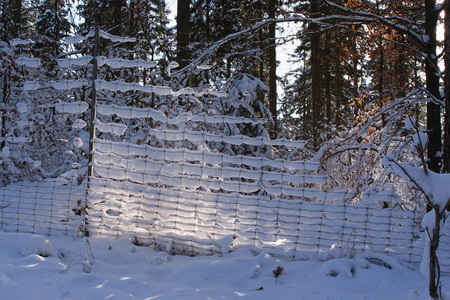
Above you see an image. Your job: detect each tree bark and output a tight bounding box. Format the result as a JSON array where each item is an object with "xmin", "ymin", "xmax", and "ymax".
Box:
[
  {"xmin": 268, "ymin": 0, "xmax": 277, "ymax": 138},
  {"xmin": 12, "ymin": 0, "xmax": 21, "ymax": 34},
  {"xmin": 310, "ymin": 0, "xmax": 322, "ymax": 148},
  {"xmin": 425, "ymin": 0, "xmax": 442, "ymax": 173},
  {"xmin": 177, "ymin": 0, "xmax": 191, "ymax": 68},
  {"xmin": 428, "ymin": 206, "xmax": 446, "ymax": 299},
  {"xmin": 111, "ymin": 0, "xmax": 126, "ymax": 36},
  {"xmin": 443, "ymin": 0, "xmax": 450, "ymax": 173}
]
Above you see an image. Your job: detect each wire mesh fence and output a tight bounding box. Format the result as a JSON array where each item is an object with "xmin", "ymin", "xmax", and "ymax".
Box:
[
  {"xmin": 0, "ymin": 102, "xmax": 449, "ymax": 274},
  {"xmin": 3, "ymin": 30, "xmax": 450, "ymax": 275},
  {"xmin": 0, "ymin": 180, "xmax": 86, "ymax": 237},
  {"xmin": 84, "ymin": 103, "xmax": 450, "ymax": 273}
]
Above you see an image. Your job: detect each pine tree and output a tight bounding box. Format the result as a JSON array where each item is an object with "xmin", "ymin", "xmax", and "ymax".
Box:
[
  {"xmin": 187, "ymin": 0, "xmax": 286, "ymax": 130},
  {"xmin": 33, "ymin": 0, "xmax": 72, "ymax": 74},
  {"xmin": 281, "ymin": 0, "xmax": 422, "ymax": 150},
  {"xmin": 0, "ymin": 0, "xmax": 22, "ymax": 40},
  {"xmin": 280, "ymin": 1, "xmax": 357, "ymax": 145}
]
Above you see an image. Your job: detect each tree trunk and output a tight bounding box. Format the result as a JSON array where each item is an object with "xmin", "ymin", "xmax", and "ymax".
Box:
[
  {"xmin": 111, "ymin": 0, "xmax": 126, "ymax": 36},
  {"xmin": 325, "ymin": 31, "xmax": 331, "ymax": 123},
  {"xmin": 428, "ymin": 207, "xmax": 443, "ymax": 299},
  {"xmin": 443, "ymin": 0, "xmax": 450, "ymax": 173},
  {"xmin": 378, "ymin": 40, "xmax": 384, "ymax": 105},
  {"xmin": 12, "ymin": 0, "xmax": 21, "ymax": 35},
  {"xmin": 335, "ymin": 28, "xmax": 344, "ymax": 126},
  {"xmin": 1, "ymin": 73, "xmax": 8, "ymax": 148},
  {"xmin": 310, "ymin": 0, "xmax": 322, "ymax": 148},
  {"xmin": 177, "ymin": 0, "xmax": 190, "ymax": 68},
  {"xmin": 425, "ymin": 0, "xmax": 442, "ymax": 173},
  {"xmin": 268, "ymin": 0, "xmax": 277, "ymax": 138}
]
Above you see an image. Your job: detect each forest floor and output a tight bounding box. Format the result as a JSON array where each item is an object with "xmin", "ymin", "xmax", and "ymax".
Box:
[{"xmin": 0, "ymin": 231, "xmax": 448, "ymax": 299}]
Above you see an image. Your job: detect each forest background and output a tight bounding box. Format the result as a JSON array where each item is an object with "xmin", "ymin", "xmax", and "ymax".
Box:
[{"xmin": 0, "ymin": 0, "xmax": 449, "ymax": 206}]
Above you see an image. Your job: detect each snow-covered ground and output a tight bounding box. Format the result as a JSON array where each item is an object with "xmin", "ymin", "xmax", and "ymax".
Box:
[{"xmin": 0, "ymin": 231, "xmax": 448, "ymax": 300}]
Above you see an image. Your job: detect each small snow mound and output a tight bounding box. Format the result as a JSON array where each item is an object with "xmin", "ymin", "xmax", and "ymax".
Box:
[
  {"xmin": 0, "ymin": 233, "xmax": 56, "ymax": 258},
  {"xmin": 0, "ymin": 272, "xmax": 15, "ymax": 286},
  {"xmin": 20, "ymin": 237, "xmax": 56, "ymax": 258},
  {"xmin": 408, "ymin": 289, "xmax": 421, "ymax": 300},
  {"xmin": 320, "ymin": 258, "xmax": 359, "ymax": 278},
  {"xmin": 20, "ymin": 253, "xmax": 46, "ymax": 264},
  {"xmin": 218, "ymin": 236, "xmax": 234, "ymax": 254},
  {"xmin": 247, "ymin": 264, "xmax": 262, "ymax": 279},
  {"xmin": 207, "ymin": 235, "xmax": 234, "ymax": 254}
]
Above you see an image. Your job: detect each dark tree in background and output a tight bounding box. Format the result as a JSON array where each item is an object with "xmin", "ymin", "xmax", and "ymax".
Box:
[
  {"xmin": 425, "ymin": 0, "xmax": 441, "ymax": 173},
  {"xmin": 34, "ymin": 0, "xmax": 72, "ymax": 73},
  {"xmin": 177, "ymin": 0, "xmax": 190, "ymax": 68},
  {"xmin": 0, "ymin": 0, "xmax": 22, "ymax": 39},
  {"xmin": 0, "ymin": 0, "xmax": 448, "ymax": 192},
  {"xmin": 267, "ymin": 0, "xmax": 278, "ymax": 138},
  {"xmin": 310, "ymin": 0, "xmax": 321, "ymax": 148},
  {"xmin": 445, "ymin": 0, "xmax": 450, "ymax": 173}
]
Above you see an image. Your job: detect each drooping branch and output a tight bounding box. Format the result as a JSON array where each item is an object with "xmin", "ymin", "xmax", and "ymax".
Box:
[
  {"xmin": 173, "ymin": 4, "xmax": 432, "ymax": 84},
  {"xmin": 324, "ymin": 0, "xmax": 426, "ymax": 47},
  {"xmin": 383, "ymin": 155, "xmax": 432, "ymax": 207}
]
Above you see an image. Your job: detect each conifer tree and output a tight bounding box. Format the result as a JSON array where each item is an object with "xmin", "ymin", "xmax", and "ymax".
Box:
[{"xmin": 33, "ymin": 0, "xmax": 72, "ymax": 74}]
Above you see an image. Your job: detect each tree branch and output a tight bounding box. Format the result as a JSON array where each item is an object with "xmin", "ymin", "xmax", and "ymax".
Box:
[{"xmin": 384, "ymin": 156, "xmax": 433, "ymax": 208}]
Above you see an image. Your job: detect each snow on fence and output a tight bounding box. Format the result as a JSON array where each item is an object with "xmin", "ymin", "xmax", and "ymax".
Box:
[
  {"xmin": 6, "ymin": 30, "xmax": 450, "ymax": 275},
  {"xmin": 0, "ymin": 180, "xmax": 86, "ymax": 236},
  {"xmin": 85, "ymin": 103, "xmax": 450, "ymax": 274}
]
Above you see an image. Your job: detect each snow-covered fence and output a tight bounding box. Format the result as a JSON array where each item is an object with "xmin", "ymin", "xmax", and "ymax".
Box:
[
  {"xmin": 84, "ymin": 103, "xmax": 446, "ymax": 271},
  {"xmin": 439, "ymin": 223, "xmax": 450, "ymax": 275},
  {"xmin": 0, "ymin": 180, "xmax": 86, "ymax": 236},
  {"xmin": 6, "ymin": 30, "xmax": 450, "ymax": 276}
]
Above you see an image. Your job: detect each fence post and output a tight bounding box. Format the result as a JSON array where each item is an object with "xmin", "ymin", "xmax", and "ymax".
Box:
[
  {"xmin": 85, "ymin": 27, "xmax": 100, "ymax": 237},
  {"xmin": 88, "ymin": 27, "xmax": 99, "ymax": 179}
]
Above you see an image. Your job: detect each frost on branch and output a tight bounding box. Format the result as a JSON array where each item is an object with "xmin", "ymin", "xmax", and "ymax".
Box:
[
  {"xmin": 383, "ymin": 155, "xmax": 450, "ymax": 299},
  {"xmin": 382, "ymin": 156, "xmax": 450, "ymax": 213}
]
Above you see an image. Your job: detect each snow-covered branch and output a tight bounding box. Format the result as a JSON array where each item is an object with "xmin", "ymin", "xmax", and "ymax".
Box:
[
  {"xmin": 325, "ymin": 1, "xmax": 425, "ymax": 47},
  {"xmin": 383, "ymin": 155, "xmax": 450, "ymax": 214}
]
